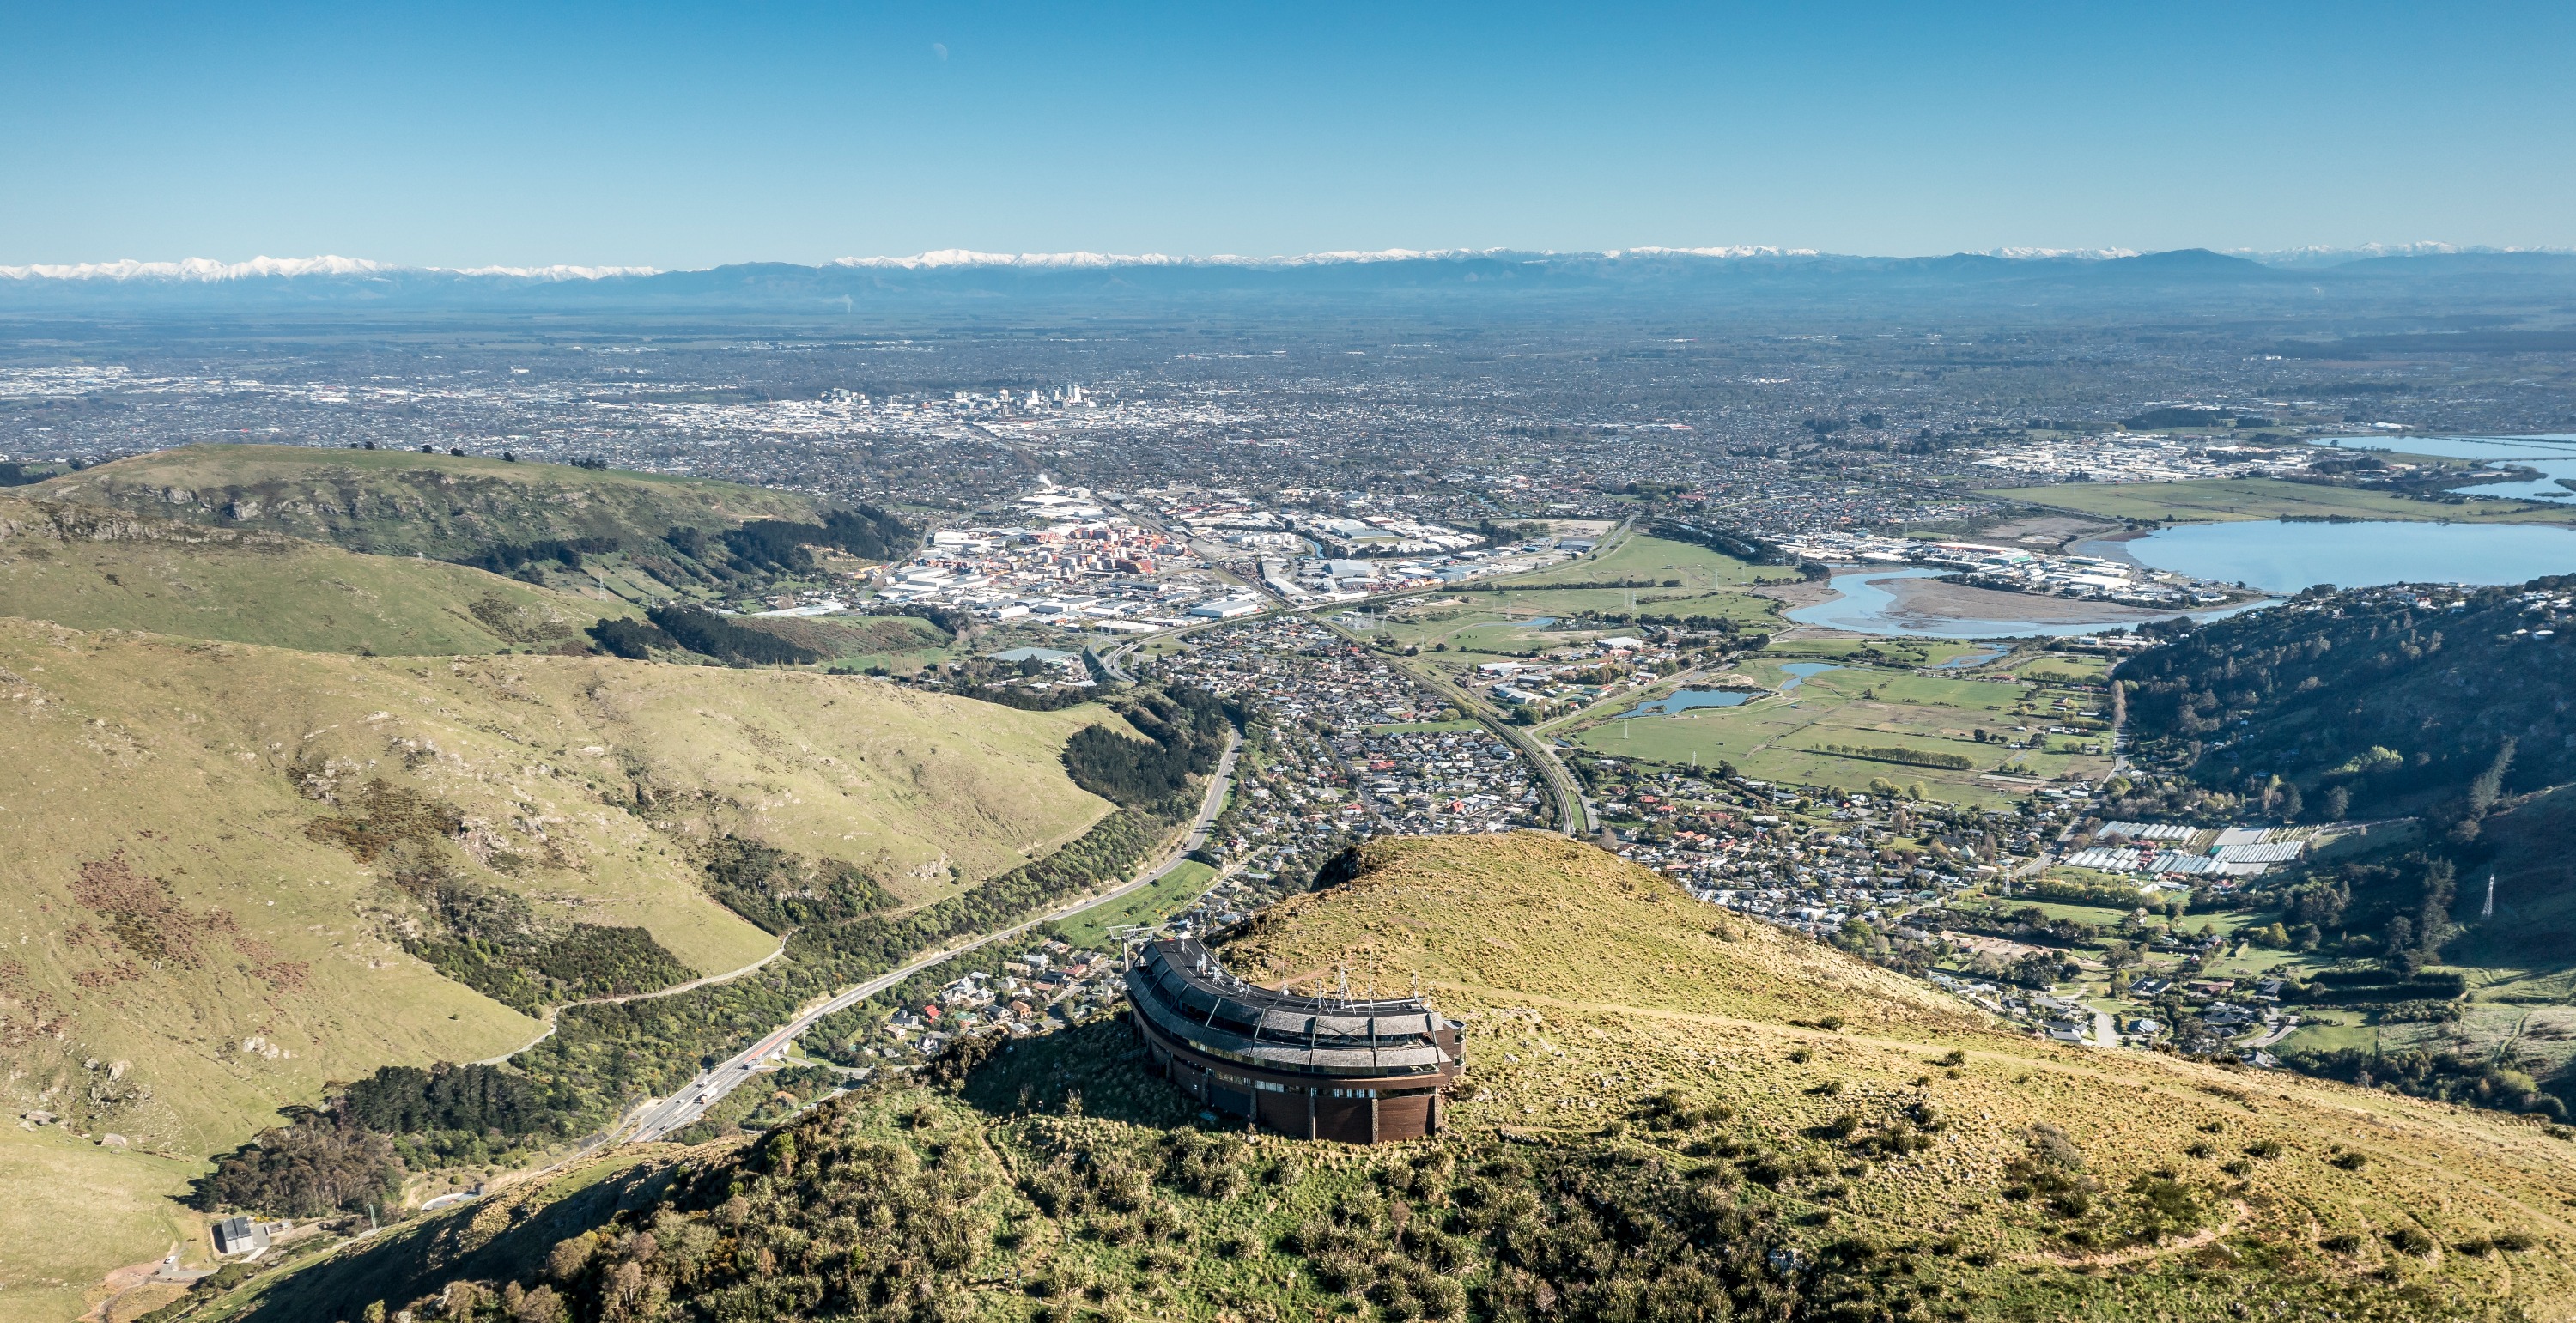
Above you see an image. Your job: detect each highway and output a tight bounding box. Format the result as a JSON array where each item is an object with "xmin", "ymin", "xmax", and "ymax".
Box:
[
  {"xmin": 1285, "ymin": 521, "xmax": 1637, "ymax": 839},
  {"xmin": 622, "ymin": 731, "xmax": 1241, "ymax": 1144},
  {"xmin": 1377, "ymin": 640, "xmax": 1590, "ymax": 836}
]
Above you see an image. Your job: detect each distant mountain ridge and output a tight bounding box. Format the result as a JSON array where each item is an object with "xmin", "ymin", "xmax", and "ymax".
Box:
[{"xmin": 8, "ymin": 246, "xmax": 2576, "ymax": 314}]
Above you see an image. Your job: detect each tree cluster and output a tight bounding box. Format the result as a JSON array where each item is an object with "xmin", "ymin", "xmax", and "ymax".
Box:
[
  {"xmin": 1061, "ymin": 686, "xmax": 1236, "ymax": 810},
  {"xmin": 697, "ymin": 836, "xmax": 896, "ymax": 935},
  {"xmin": 2117, "ymin": 578, "xmax": 2573, "ymax": 819},
  {"xmin": 643, "ymin": 604, "xmax": 829, "ymax": 665}
]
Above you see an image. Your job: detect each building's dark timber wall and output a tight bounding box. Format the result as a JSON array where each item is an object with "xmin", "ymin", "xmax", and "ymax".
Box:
[
  {"xmin": 1133, "ymin": 1009, "xmax": 1443, "ymax": 1144},
  {"xmin": 1122, "ymin": 938, "xmax": 1462, "ymax": 1145}
]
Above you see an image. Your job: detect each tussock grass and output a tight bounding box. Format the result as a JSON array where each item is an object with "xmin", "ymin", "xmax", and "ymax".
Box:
[
  {"xmin": 0, "ymin": 618, "xmax": 1116, "ymax": 1304},
  {"xmin": 0, "ymin": 495, "xmax": 629, "ymax": 656}
]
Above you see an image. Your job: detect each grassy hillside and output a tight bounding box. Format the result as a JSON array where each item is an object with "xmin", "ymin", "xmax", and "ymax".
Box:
[
  {"xmin": 0, "ymin": 495, "xmax": 631, "ymax": 654},
  {"xmin": 213, "ymin": 834, "xmax": 2576, "ymax": 1323},
  {"xmin": 27, "ymin": 444, "xmax": 820, "ymax": 561},
  {"xmin": 0, "ymin": 620, "xmax": 1117, "ymax": 1319}
]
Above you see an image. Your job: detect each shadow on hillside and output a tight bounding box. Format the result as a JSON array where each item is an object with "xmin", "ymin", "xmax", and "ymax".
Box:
[
  {"xmin": 2446, "ymin": 786, "xmax": 2576, "ymax": 974},
  {"xmin": 950, "ymin": 1016, "xmax": 1204, "ymax": 1131},
  {"xmin": 234, "ymin": 1158, "xmax": 686, "ymax": 1323}
]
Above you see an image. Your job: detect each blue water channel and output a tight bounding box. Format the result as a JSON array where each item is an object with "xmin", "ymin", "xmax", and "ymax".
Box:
[{"xmin": 2322, "ymin": 434, "xmax": 2576, "ymax": 505}]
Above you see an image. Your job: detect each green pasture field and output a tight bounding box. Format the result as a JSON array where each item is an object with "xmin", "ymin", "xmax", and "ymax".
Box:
[
  {"xmin": 2012, "ymin": 652, "xmax": 2112, "ymax": 683},
  {"xmin": 0, "ymin": 1126, "xmax": 207, "ymax": 1323},
  {"xmin": 1500, "ymin": 534, "xmax": 1806, "ymax": 588},
  {"xmin": 1049, "ymin": 859, "xmax": 1219, "ymax": 950},
  {"xmin": 1755, "ymin": 637, "xmax": 2008, "ymax": 669},
  {"xmin": 1989, "ymin": 899, "xmax": 2140, "ymax": 926},
  {"xmin": 1981, "ymin": 476, "xmax": 2576, "ymax": 526},
  {"xmin": 2275, "ymin": 1020, "xmax": 2380, "ymax": 1057},
  {"xmin": 1392, "ymin": 584, "xmax": 1783, "ymax": 644},
  {"xmin": 745, "ymin": 613, "xmax": 952, "ymax": 668},
  {"xmin": 2032, "ymin": 865, "xmax": 2160, "ymax": 894},
  {"xmin": 1564, "ymin": 657, "xmax": 2112, "ymax": 806}
]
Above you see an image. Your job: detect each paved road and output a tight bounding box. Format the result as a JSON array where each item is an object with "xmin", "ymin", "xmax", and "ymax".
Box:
[
  {"xmin": 1407, "ymin": 652, "xmax": 1588, "ymax": 835},
  {"xmin": 623, "ymin": 731, "xmax": 1242, "ymax": 1144},
  {"xmin": 1090, "ymin": 642, "xmax": 1136, "ymax": 683}
]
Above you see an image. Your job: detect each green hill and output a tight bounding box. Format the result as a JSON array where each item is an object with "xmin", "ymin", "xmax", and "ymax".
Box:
[
  {"xmin": 26, "ymin": 445, "xmax": 821, "ymax": 563},
  {"xmin": 19, "ymin": 444, "xmax": 927, "ymax": 607},
  {"xmin": 2114, "ymin": 576, "xmax": 2575, "ymax": 822},
  {"xmin": 0, "ymin": 494, "xmax": 632, "ymax": 654},
  {"xmin": 213, "ymin": 834, "xmax": 2576, "ymax": 1323},
  {"xmin": 0, "ymin": 620, "xmax": 1119, "ymax": 1323}
]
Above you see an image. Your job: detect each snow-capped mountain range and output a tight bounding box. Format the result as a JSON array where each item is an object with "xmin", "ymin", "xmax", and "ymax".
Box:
[
  {"xmin": 0, "ymin": 256, "xmax": 659, "ymax": 282},
  {"xmin": 4, "ymin": 243, "xmax": 2563, "ymax": 283}
]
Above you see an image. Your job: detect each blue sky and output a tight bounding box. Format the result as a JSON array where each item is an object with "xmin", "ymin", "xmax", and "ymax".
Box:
[{"xmin": 5, "ymin": 2, "xmax": 2572, "ymax": 268}]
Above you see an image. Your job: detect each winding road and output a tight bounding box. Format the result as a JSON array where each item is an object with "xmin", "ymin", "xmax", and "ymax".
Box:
[{"xmin": 621, "ymin": 731, "xmax": 1241, "ymax": 1144}]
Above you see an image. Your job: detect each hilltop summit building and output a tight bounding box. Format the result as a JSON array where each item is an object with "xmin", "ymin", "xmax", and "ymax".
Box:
[{"xmin": 1124, "ymin": 938, "xmax": 1465, "ymax": 1144}]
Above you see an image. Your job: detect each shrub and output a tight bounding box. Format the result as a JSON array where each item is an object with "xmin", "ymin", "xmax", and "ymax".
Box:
[
  {"xmin": 191, "ymin": 1119, "xmax": 403, "ymax": 1218},
  {"xmin": 585, "ymin": 616, "xmax": 672, "ymax": 660}
]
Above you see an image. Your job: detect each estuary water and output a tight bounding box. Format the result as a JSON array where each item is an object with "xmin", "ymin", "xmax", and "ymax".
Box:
[
  {"xmin": 2091, "ymin": 519, "xmax": 2576, "ymax": 595},
  {"xmin": 1783, "ymin": 568, "xmax": 2174, "ymax": 639},
  {"xmin": 1790, "ymin": 519, "xmax": 2576, "ymax": 640},
  {"xmin": 2324, "ymin": 434, "xmax": 2576, "ymax": 505}
]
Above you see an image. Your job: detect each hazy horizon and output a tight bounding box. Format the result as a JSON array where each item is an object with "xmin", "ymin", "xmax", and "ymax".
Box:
[{"xmin": 7, "ymin": 2, "xmax": 2573, "ymax": 270}]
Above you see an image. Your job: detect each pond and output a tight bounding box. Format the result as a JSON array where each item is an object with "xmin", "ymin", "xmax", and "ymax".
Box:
[
  {"xmin": 1932, "ymin": 645, "xmax": 2008, "ymax": 670},
  {"xmin": 1777, "ymin": 662, "xmax": 1840, "ymax": 691},
  {"xmin": 1614, "ymin": 688, "xmax": 1759, "ymax": 717},
  {"xmin": 2091, "ymin": 519, "xmax": 2576, "ymax": 595}
]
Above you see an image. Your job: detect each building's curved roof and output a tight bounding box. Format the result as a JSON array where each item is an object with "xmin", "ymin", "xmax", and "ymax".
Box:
[{"xmin": 1125, "ymin": 938, "xmax": 1462, "ymax": 1079}]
